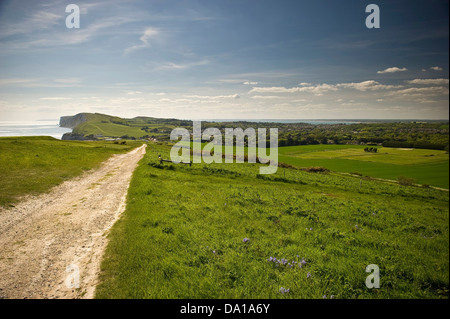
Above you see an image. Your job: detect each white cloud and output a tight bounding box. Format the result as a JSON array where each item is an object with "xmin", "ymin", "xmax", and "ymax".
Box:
[
  {"xmin": 377, "ymin": 67, "xmax": 408, "ymax": 74},
  {"xmin": 249, "ymin": 83, "xmax": 337, "ymax": 96},
  {"xmin": 0, "ymin": 78, "xmax": 36, "ymax": 86},
  {"xmin": 337, "ymin": 80, "xmax": 402, "ymax": 91},
  {"xmin": 0, "ymin": 10, "xmax": 61, "ymax": 39},
  {"xmin": 341, "ymin": 102, "xmax": 367, "ymax": 107},
  {"xmin": 184, "ymin": 94, "xmax": 240, "ymax": 100},
  {"xmin": 158, "ymin": 59, "xmax": 210, "ymax": 70},
  {"xmin": 243, "ymin": 81, "xmax": 258, "ymax": 85},
  {"xmin": 0, "ymin": 78, "xmax": 81, "ymax": 87},
  {"xmin": 419, "ymin": 100, "xmax": 439, "ymax": 104},
  {"xmin": 54, "ymin": 78, "xmax": 81, "ymax": 84},
  {"xmin": 249, "ymin": 81, "xmax": 402, "ymax": 96},
  {"xmin": 249, "ymin": 86, "xmax": 294, "ymax": 93},
  {"xmin": 407, "ymin": 79, "xmax": 449, "ymax": 85},
  {"xmin": 159, "ymin": 62, "xmax": 186, "ymax": 70},
  {"xmin": 300, "ymin": 84, "xmax": 338, "ymax": 95},
  {"xmin": 251, "ymin": 95, "xmax": 281, "ymax": 99},
  {"xmin": 390, "ymin": 86, "xmax": 449, "ymax": 97},
  {"xmin": 39, "ymin": 97, "xmax": 73, "ymax": 101},
  {"xmin": 292, "ymin": 99, "xmax": 312, "ymax": 103},
  {"xmin": 430, "ymin": 66, "xmax": 443, "ymax": 71},
  {"xmin": 124, "ymin": 27, "xmax": 159, "ymax": 55}
]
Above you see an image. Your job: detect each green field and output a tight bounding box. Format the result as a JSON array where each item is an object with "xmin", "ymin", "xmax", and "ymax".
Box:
[
  {"xmin": 95, "ymin": 143, "xmax": 449, "ymax": 299},
  {"xmin": 278, "ymin": 145, "xmax": 449, "ymax": 189},
  {"xmin": 0, "ymin": 136, "xmax": 143, "ymax": 206}
]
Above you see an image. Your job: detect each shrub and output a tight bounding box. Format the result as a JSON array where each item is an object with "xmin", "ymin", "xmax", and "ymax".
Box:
[
  {"xmin": 397, "ymin": 176, "xmax": 415, "ymax": 186},
  {"xmin": 302, "ymin": 166, "xmax": 329, "ymax": 173},
  {"xmin": 278, "ymin": 162, "xmax": 296, "ymax": 169}
]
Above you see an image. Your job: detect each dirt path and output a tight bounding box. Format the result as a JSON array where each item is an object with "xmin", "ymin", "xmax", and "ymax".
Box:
[{"xmin": 0, "ymin": 144, "xmax": 147, "ymax": 299}]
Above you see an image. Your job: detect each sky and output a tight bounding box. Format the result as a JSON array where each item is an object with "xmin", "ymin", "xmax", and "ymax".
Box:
[{"xmin": 0, "ymin": 0, "xmax": 448, "ymax": 121}]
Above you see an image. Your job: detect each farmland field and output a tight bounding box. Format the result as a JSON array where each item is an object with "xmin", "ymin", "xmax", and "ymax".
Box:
[
  {"xmin": 95, "ymin": 142, "xmax": 449, "ymax": 299},
  {"xmin": 278, "ymin": 145, "xmax": 449, "ymax": 189}
]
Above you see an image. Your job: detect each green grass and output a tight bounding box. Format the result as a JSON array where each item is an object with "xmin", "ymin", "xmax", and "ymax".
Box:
[
  {"xmin": 74, "ymin": 121, "xmax": 146, "ymax": 139},
  {"xmin": 0, "ymin": 136, "xmax": 143, "ymax": 206},
  {"xmin": 69, "ymin": 113, "xmax": 177, "ymax": 139},
  {"xmin": 95, "ymin": 143, "xmax": 449, "ymax": 299},
  {"xmin": 278, "ymin": 145, "xmax": 449, "ymax": 189}
]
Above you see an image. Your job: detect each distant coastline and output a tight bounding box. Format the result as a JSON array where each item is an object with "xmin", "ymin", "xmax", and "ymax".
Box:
[{"xmin": 1, "ymin": 117, "xmax": 448, "ymax": 140}]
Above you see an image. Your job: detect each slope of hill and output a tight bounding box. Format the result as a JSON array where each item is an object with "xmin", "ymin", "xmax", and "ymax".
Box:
[
  {"xmin": 95, "ymin": 142, "xmax": 449, "ymax": 299},
  {"xmin": 60, "ymin": 113, "xmax": 184, "ymax": 140}
]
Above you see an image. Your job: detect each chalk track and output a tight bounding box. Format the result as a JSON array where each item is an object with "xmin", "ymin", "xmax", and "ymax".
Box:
[{"xmin": 0, "ymin": 144, "xmax": 147, "ymax": 299}]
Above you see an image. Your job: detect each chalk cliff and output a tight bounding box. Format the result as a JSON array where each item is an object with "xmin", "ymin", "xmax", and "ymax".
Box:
[{"xmin": 59, "ymin": 113, "xmax": 87, "ymax": 129}]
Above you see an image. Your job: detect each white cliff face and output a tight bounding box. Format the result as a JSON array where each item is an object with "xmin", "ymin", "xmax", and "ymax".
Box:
[{"xmin": 59, "ymin": 113, "xmax": 87, "ymax": 129}]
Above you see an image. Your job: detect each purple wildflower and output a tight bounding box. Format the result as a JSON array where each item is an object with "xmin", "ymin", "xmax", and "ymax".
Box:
[
  {"xmin": 279, "ymin": 287, "xmax": 290, "ymax": 294},
  {"xmin": 323, "ymin": 295, "xmax": 327, "ymax": 299},
  {"xmin": 243, "ymin": 237, "xmax": 250, "ymax": 243},
  {"xmin": 307, "ymin": 272, "xmax": 311, "ymax": 279},
  {"xmin": 301, "ymin": 258, "xmax": 307, "ymax": 266}
]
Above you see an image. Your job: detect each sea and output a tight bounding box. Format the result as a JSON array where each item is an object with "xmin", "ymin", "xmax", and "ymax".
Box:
[{"xmin": 0, "ymin": 120, "xmax": 72, "ymax": 140}]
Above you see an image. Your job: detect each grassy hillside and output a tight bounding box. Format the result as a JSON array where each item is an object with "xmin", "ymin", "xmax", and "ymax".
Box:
[
  {"xmin": 278, "ymin": 145, "xmax": 449, "ymax": 189},
  {"xmin": 0, "ymin": 136, "xmax": 143, "ymax": 206},
  {"xmin": 66, "ymin": 112, "xmax": 186, "ymax": 139},
  {"xmin": 95, "ymin": 143, "xmax": 449, "ymax": 299},
  {"xmin": 74, "ymin": 121, "xmax": 146, "ymax": 139}
]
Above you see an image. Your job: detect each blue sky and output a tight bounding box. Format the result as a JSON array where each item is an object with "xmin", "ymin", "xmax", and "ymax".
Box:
[{"xmin": 0, "ymin": 0, "xmax": 448, "ymax": 121}]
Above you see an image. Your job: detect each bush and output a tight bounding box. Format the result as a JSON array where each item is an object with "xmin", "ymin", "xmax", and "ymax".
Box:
[
  {"xmin": 278, "ymin": 162, "xmax": 296, "ymax": 169},
  {"xmin": 364, "ymin": 147, "xmax": 378, "ymax": 153},
  {"xmin": 302, "ymin": 166, "xmax": 329, "ymax": 173},
  {"xmin": 397, "ymin": 176, "xmax": 415, "ymax": 186}
]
